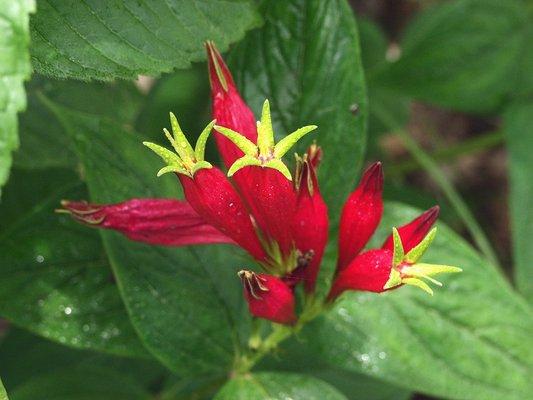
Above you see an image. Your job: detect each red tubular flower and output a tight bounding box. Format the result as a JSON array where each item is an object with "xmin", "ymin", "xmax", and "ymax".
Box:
[
  {"xmin": 328, "ymin": 227, "xmax": 461, "ymax": 301},
  {"xmin": 329, "ymin": 249, "xmax": 393, "ymax": 299},
  {"xmin": 144, "ymin": 117, "xmax": 267, "ymax": 262},
  {"xmin": 214, "ymin": 100, "xmax": 317, "ymax": 272},
  {"xmin": 235, "ymin": 167, "xmax": 297, "ymax": 258},
  {"xmin": 382, "ymin": 206, "xmax": 440, "ymax": 253},
  {"xmin": 239, "ymin": 270, "xmax": 296, "ymax": 325},
  {"xmin": 59, "ymin": 198, "xmax": 234, "ymax": 247},
  {"xmin": 178, "ymin": 168, "xmax": 266, "ymax": 261},
  {"xmin": 337, "ymin": 162, "xmax": 384, "ymax": 271},
  {"xmin": 291, "ymin": 149, "xmax": 328, "ymax": 292},
  {"xmin": 206, "ymin": 41, "xmax": 258, "ymax": 168}
]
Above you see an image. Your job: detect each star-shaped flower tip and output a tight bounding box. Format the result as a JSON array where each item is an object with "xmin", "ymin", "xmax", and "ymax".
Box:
[
  {"xmin": 384, "ymin": 227, "xmax": 462, "ymax": 295},
  {"xmin": 143, "ymin": 114, "xmax": 215, "ymax": 178},
  {"xmin": 214, "ymin": 99, "xmax": 317, "ymax": 180}
]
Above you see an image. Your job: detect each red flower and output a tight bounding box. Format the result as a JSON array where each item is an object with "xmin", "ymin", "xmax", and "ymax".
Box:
[
  {"xmin": 337, "ymin": 162, "xmax": 383, "ymax": 271},
  {"xmin": 239, "ymin": 270, "xmax": 296, "ymax": 325},
  {"xmin": 59, "ymin": 198, "xmax": 233, "ymax": 246},
  {"xmin": 382, "ymin": 205, "xmax": 440, "ymax": 252},
  {"xmin": 290, "ymin": 147, "xmax": 328, "ymax": 292},
  {"xmin": 206, "ymin": 41, "xmax": 257, "ymax": 169},
  {"xmin": 329, "ymin": 227, "xmax": 462, "ymax": 300},
  {"xmin": 60, "ymin": 42, "xmax": 460, "ymax": 325}
]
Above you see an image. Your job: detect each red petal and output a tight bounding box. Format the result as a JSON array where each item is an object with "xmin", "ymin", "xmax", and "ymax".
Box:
[
  {"xmin": 240, "ymin": 271, "xmax": 296, "ymax": 325},
  {"xmin": 178, "ymin": 168, "xmax": 267, "ymax": 261},
  {"xmin": 337, "ymin": 162, "xmax": 384, "ymax": 271},
  {"xmin": 381, "ymin": 206, "xmax": 440, "ymax": 252},
  {"xmin": 234, "ymin": 167, "xmax": 297, "ymax": 258},
  {"xmin": 328, "ymin": 249, "xmax": 393, "ymax": 300},
  {"xmin": 60, "ymin": 198, "xmax": 233, "ymax": 246},
  {"xmin": 206, "ymin": 42, "xmax": 258, "ymax": 168},
  {"xmin": 292, "ymin": 158, "xmax": 328, "ymax": 293}
]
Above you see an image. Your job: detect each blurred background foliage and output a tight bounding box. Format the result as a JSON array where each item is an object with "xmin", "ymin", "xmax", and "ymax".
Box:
[{"xmin": 0, "ymin": 0, "xmax": 532, "ymax": 399}]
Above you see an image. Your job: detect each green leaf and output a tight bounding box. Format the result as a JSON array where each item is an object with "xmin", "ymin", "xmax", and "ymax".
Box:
[
  {"xmin": 48, "ymin": 103, "xmax": 248, "ymax": 375},
  {"xmin": 0, "ymin": 168, "xmax": 148, "ymax": 357},
  {"xmin": 512, "ymin": 20, "xmax": 533, "ymax": 100},
  {"xmin": 0, "ymin": 0, "xmax": 35, "ymax": 191},
  {"xmin": 307, "ymin": 202, "xmax": 533, "ymax": 399},
  {"xmin": 0, "ymin": 378, "xmax": 7, "ymax": 400},
  {"xmin": 30, "ymin": 0, "xmax": 261, "ymax": 81},
  {"xmin": 9, "ymin": 366, "xmax": 150, "ymax": 400},
  {"xmin": 0, "ymin": 328, "xmax": 165, "ymax": 392},
  {"xmin": 15, "ymin": 77, "xmax": 143, "ymax": 170},
  {"xmin": 214, "ymin": 372, "xmax": 347, "ymax": 400},
  {"xmin": 229, "ymin": 0, "xmax": 367, "ymax": 220},
  {"xmin": 135, "ymin": 65, "xmax": 210, "ymax": 141},
  {"xmin": 504, "ymin": 101, "xmax": 533, "ymax": 303},
  {"xmin": 378, "ymin": 0, "xmax": 528, "ymax": 113},
  {"xmin": 257, "ymin": 337, "xmax": 411, "ymax": 400}
]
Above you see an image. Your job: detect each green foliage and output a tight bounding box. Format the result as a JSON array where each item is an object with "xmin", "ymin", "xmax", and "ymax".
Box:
[
  {"xmin": 0, "ymin": 168, "xmax": 147, "ymax": 357},
  {"xmin": 15, "ymin": 78, "xmax": 143, "ymax": 170},
  {"xmin": 0, "ymin": 329, "xmax": 165, "ymax": 393},
  {"xmin": 229, "ymin": 0, "xmax": 367, "ymax": 220},
  {"xmin": 0, "ymin": 0, "xmax": 532, "ymax": 398},
  {"xmin": 214, "ymin": 372, "xmax": 347, "ymax": 400},
  {"xmin": 30, "ymin": 0, "xmax": 261, "ymax": 81},
  {"xmin": 0, "ymin": 0, "xmax": 34, "ymax": 192},
  {"xmin": 257, "ymin": 337, "xmax": 411, "ymax": 400},
  {"xmin": 504, "ymin": 101, "xmax": 533, "ymax": 303},
  {"xmin": 307, "ymin": 203, "xmax": 533, "ymax": 400},
  {"xmin": 9, "ymin": 367, "xmax": 150, "ymax": 400},
  {"xmin": 378, "ymin": 0, "xmax": 529, "ymax": 113},
  {"xmin": 0, "ymin": 378, "xmax": 7, "ymax": 400}
]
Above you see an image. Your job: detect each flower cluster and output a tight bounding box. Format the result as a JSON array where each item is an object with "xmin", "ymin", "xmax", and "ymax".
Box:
[{"xmin": 61, "ymin": 42, "xmax": 460, "ymax": 326}]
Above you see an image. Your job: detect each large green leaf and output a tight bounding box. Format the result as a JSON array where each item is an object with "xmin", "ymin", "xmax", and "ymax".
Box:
[
  {"xmin": 258, "ymin": 336, "xmax": 411, "ymax": 400},
  {"xmin": 0, "ymin": 328, "xmax": 165, "ymax": 392},
  {"xmin": 15, "ymin": 78, "xmax": 143, "ymax": 170},
  {"xmin": 135, "ymin": 64, "xmax": 210, "ymax": 142},
  {"xmin": 9, "ymin": 366, "xmax": 150, "ymax": 400},
  {"xmin": 378, "ymin": 0, "xmax": 527, "ymax": 113},
  {"xmin": 48, "ymin": 102, "xmax": 249, "ymax": 374},
  {"xmin": 307, "ymin": 203, "xmax": 533, "ymax": 399},
  {"xmin": 214, "ymin": 372, "xmax": 347, "ymax": 400},
  {"xmin": 30, "ymin": 0, "xmax": 261, "ymax": 81},
  {"xmin": 229, "ymin": 0, "xmax": 367, "ymax": 221},
  {"xmin": 0, "ymin": 168, "xmax": 148, "ymax": 357},
  {"xmin": 504, "ymin": 101, "xmax": 533, "ymax": 303},
  {"xmin": 0, "ymin": 0, "xmax": 34, "ymax": 191}
]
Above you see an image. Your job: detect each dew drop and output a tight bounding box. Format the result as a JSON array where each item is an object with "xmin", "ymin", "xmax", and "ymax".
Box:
[
  {"xmin": 36, "ymin": 255, "xmax": 45, "ymax": 263},
  {"xmin": 64, "ymin": 307, "xmax": 72, "ymax": 315}
]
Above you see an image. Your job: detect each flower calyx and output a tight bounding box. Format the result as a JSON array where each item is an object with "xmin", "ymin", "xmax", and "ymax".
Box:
[
  {"xmin": 384, "ymin": 227, "xmax": 462, "ymax": 295},
  {"xmin": 143, "ymin": 114, "xmax": 215, "ymax": 178},
  {"xmin": 214, "ymin": 99, "xmax": 317, "ymax": 180}
]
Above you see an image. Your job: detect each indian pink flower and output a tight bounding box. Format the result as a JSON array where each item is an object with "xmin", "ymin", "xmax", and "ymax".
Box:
[
  {"xmin": 60, "ymin": 42, "xmax": 460, "ymax": 325},
  {"xmin": 328, "ymin": 228, "xmax": 462, "ymax": 300},
  {"xmin": 239, "ymin": 270, "xmax": 296, "ymax": 325}
]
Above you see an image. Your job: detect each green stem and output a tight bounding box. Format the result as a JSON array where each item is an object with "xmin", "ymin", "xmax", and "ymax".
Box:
[
  {"xmin": 390, "ymin": 131, "xmax": 503, "ymax": 176},
  {"xmin": 373, "ymin": 107, "xmax": 501, "ymax": 269},
  {"xmin": 233, "ymin": 296, "xmax": 326, "ymax": 375}
]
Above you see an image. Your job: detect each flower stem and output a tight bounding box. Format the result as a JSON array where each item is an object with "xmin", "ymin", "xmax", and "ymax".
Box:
[
  {"xmin": 233, "ymin": 296, "xmax": 325, "ymax": 375},
  {"xmin": 373, "ymin": 106, "xmax": 501, "ymax": 268}
]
